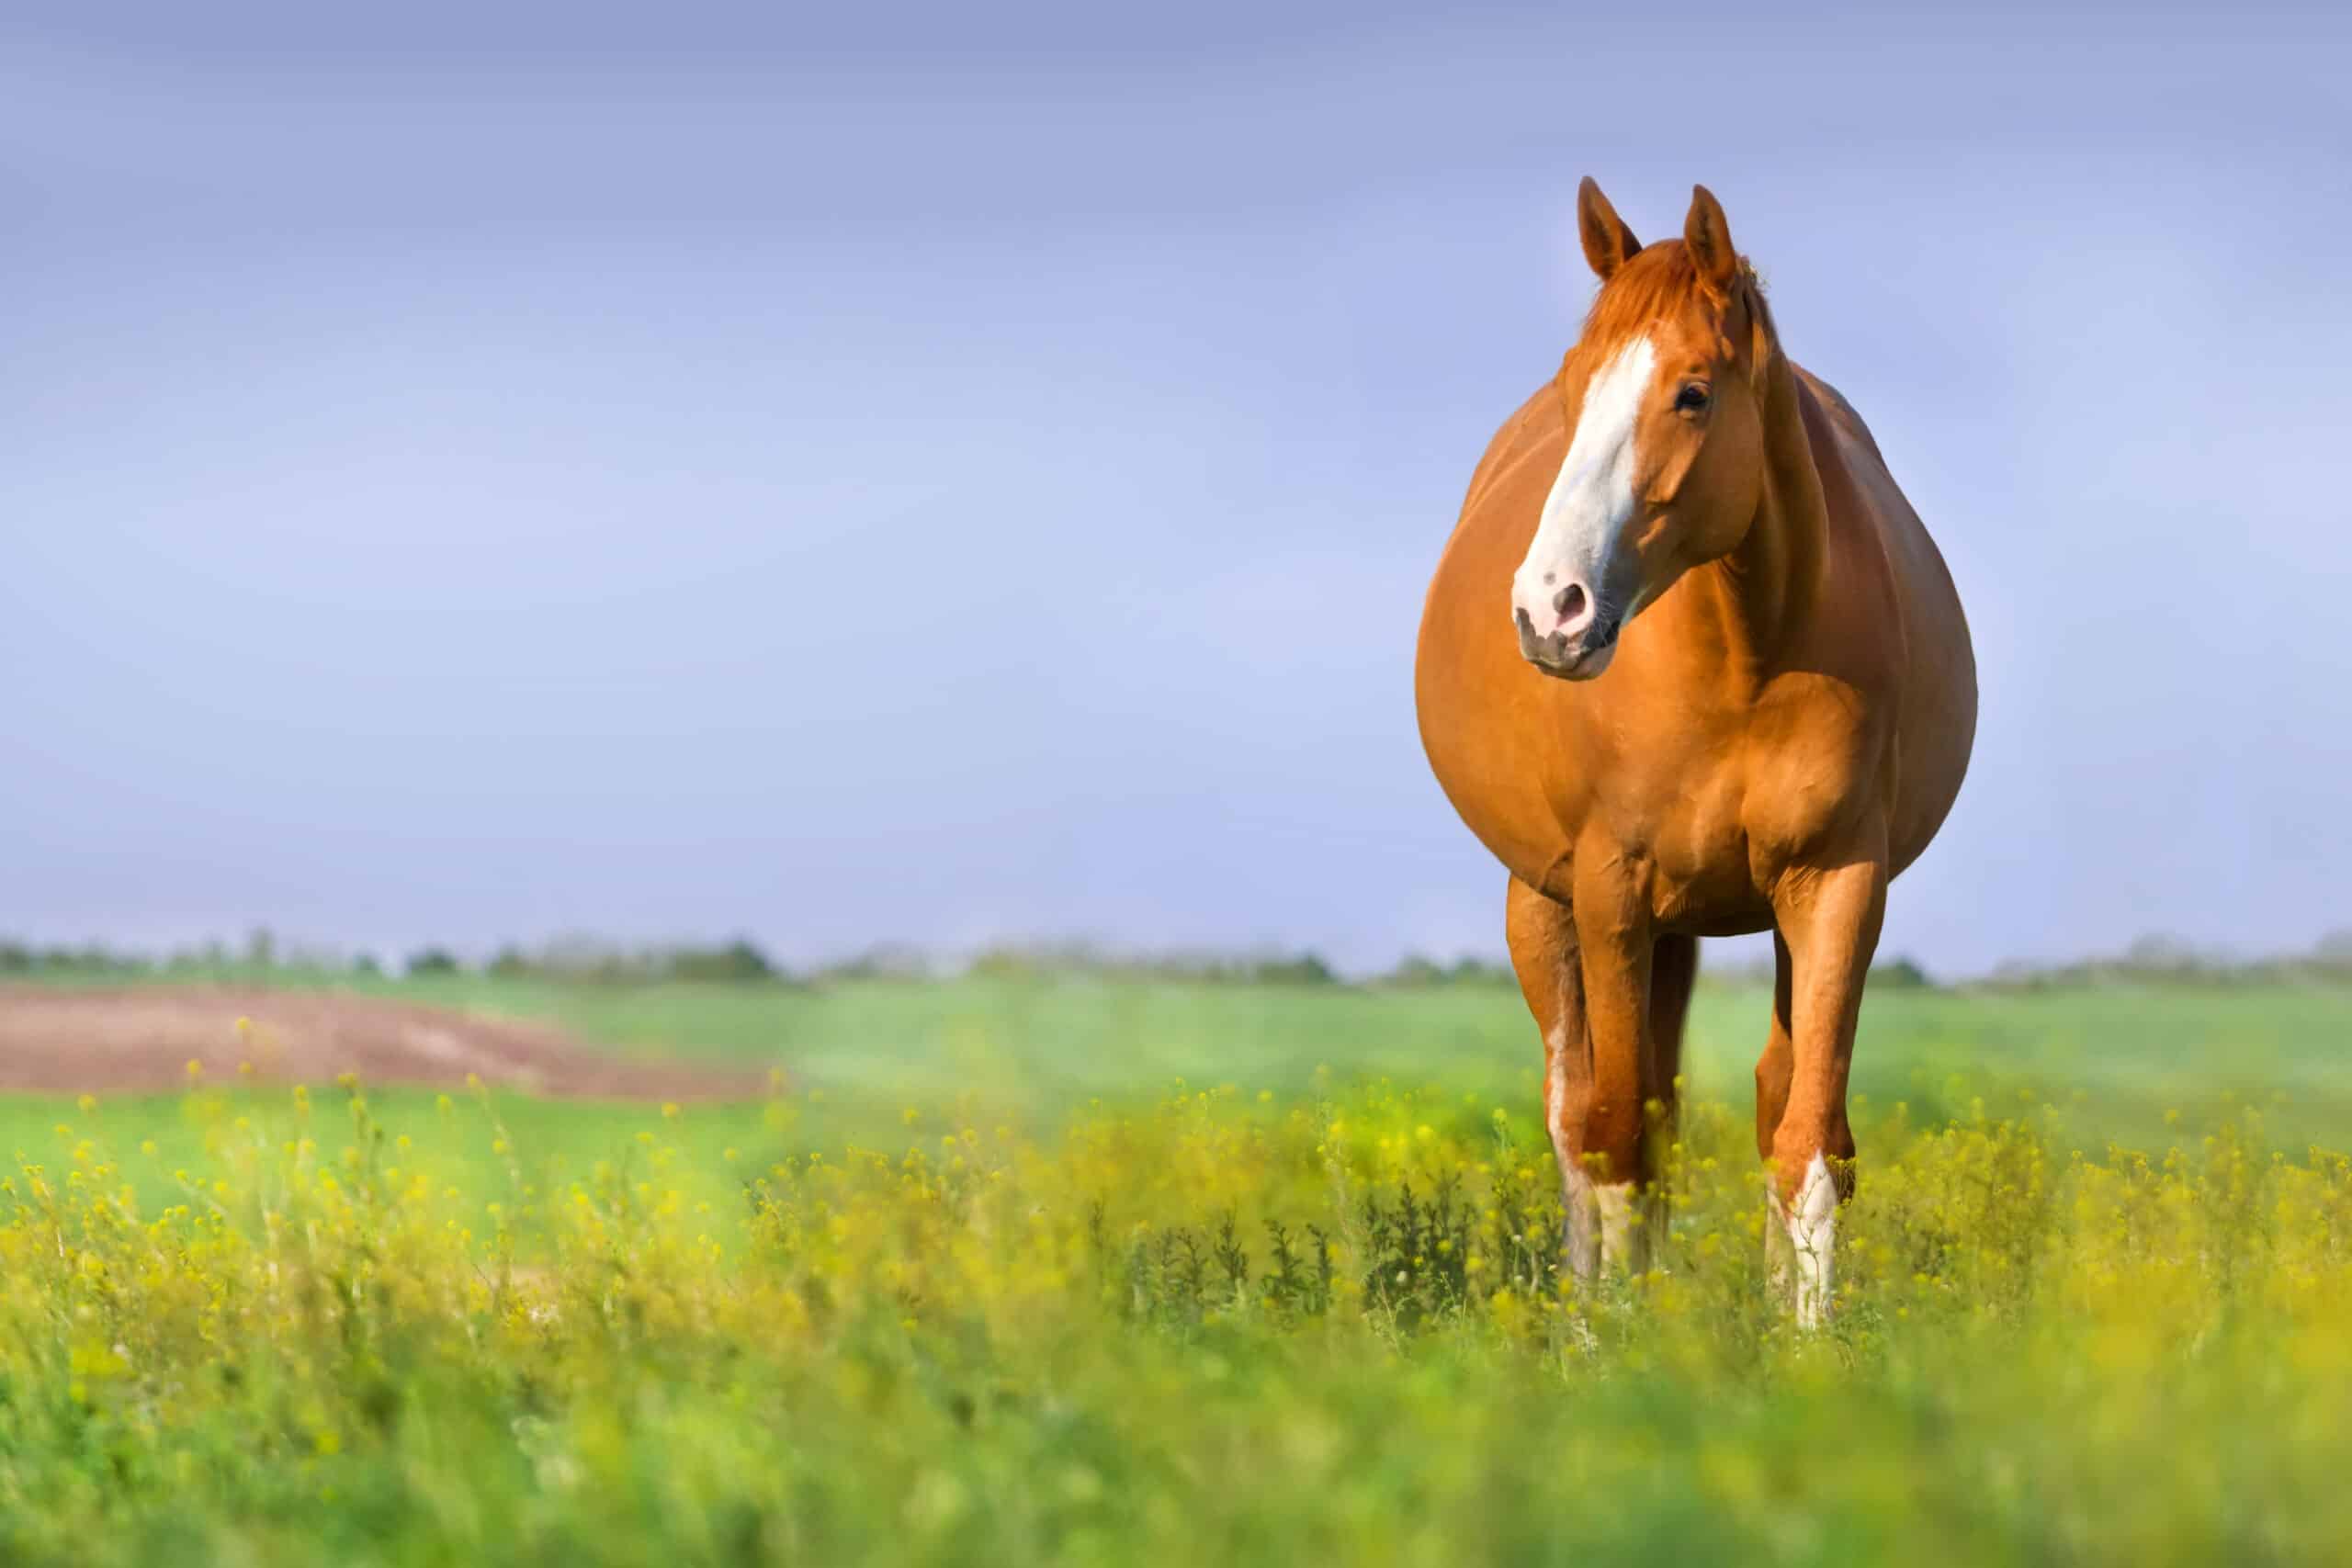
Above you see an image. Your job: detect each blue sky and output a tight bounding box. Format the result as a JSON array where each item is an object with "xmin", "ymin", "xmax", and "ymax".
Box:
[{"xmin": 4, "ymin": 2, "xmax": 2347, "ymax": 974}]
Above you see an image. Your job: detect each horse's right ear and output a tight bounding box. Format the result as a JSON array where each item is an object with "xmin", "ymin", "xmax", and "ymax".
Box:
[{"xmin": 1577, "ymin": 176, "xmax": 1642, "ymax": 280}]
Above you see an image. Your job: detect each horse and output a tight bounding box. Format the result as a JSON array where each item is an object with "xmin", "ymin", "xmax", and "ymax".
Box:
[{"xmin": 1413, "ymin": 180, "xmax": 1975, "ymax": 1324}]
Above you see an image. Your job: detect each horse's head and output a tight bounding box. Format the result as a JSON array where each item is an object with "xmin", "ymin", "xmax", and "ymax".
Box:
[{"xmin": 1512, "ymin": 179, "xmax": 1777, "ymax": 681}]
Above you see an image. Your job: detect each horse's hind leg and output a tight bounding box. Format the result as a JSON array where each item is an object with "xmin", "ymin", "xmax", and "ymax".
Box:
[
  {"xmin": 1753, "ymin": 931, "xmax": 1796, "ymax": 1161},
  {"xmin": 1644, "ymin": 933, "xmax": 1700, "ymax": 1236},
  {"xmin": 1754, "ymin": 931, "xmax": 1803, "ymax": 1303},
  {"xmin": 1647, "ymin": 934, "xmax": 1699, "ymax": 1141},
  {"xmin": 1506, "ymin": 876, "xmax": 1600, "ymax": 1280}
]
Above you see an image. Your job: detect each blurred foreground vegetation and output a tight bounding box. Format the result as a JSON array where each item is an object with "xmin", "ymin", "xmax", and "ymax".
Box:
[
  {"xmin": 1, "ymin": 948, "xmax": 2348, "ymax": 1563},
  {"xmin": 0, "ymin": 1071, "xmax": 2345, "ymax": 1566}
]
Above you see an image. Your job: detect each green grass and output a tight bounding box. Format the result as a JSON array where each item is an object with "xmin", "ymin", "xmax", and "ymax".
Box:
[
  {"xmin": 500, "ymin": 970, "xmax": 2352, "ymax": 1146},
  {"xmin": 0, "ymin": 971, "xmax": 2346, "ymax": 1565},
  {"xmin": 60, "ymin": 964, "xmax": 2349, "ymax": 1147}
]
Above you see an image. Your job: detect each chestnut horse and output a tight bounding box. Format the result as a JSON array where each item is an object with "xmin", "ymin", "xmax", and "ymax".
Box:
[{"xmin": 1414, "ymin": 181, "xmax": 1975, "ymax": 1323}]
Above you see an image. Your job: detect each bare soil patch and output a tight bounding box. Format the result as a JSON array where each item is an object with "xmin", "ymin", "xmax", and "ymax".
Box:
[{"xmin": 0, "ymin": 985, "xmax": 775, "ymax": 1100}]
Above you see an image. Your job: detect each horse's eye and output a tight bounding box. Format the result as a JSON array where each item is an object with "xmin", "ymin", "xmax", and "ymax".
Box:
[{"xmin": 1674, "ymin": 382, "xmax": 1712, "ymax": 413}]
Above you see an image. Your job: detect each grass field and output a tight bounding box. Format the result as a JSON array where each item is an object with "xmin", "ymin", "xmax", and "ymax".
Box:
[{"xmin": 1, "ymin": 971, "xmax": 2346, "ymax": 1564}]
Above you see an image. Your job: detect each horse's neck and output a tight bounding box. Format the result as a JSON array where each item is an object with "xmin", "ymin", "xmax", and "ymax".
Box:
[{"xmin": 1705, "ymin": 351, "xmax": 1832, "ymax": 675}]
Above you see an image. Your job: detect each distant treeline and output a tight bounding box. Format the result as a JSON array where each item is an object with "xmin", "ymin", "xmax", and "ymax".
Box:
[
  {"xmin": 0, "ymin": 931, "xmax": 794, "ymax": 987},
  {"xmin": 967, "ymin": 941, "xmax": 1346, "ymax": 987},
  {"xmin": 1973, "ymin": 932, "xmax": 2352, "ymax": 992},
  {"xmin": 0, "ymin": 932, "xmax": 1469, "ymax": 989},
  {"xmin": 6, "ymin": 930, "xmax": 2350, "ymax": 991},
  {"xmin": 474, "ymin": 936, "xmax": 785, "ymax": 986}
]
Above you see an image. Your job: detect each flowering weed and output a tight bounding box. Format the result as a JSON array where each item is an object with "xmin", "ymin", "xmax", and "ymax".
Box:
[{"xmin": 0, "ymin": 1060, "xmax": 2341, "ymax": 1565}]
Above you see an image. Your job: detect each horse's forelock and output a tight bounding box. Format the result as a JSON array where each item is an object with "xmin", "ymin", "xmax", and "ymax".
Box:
[{"xmin": 1575, "ymin": 243, "xmax": 1778, "ymax": 384}]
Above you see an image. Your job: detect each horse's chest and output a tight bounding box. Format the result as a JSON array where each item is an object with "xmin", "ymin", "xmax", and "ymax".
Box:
[
  {"xmin": 1645, "ymin": 770, "xmax": 1770, "ymax": 930},
  {"xmin": 1623, "ymin": 699, "xmax": 1884, "ymax": 931}
]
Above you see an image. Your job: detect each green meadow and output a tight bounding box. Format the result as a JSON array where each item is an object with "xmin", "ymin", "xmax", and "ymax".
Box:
[
  {"xmin": 49, "ymin": 964, "xmax": 2346, "ymax": 1145},
  {"xmin": 1, "ymin": 972, "xmax": 2346, "ymax": 1565}
]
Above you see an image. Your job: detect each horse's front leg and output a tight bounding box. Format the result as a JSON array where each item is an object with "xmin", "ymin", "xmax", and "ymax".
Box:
[
  {"xmin": 1764, "ymin": 843, "xmax": 1886, "ymax": 1327},
  {"xmin": 1570, "ymin": 855, "xmax": 1657, "ymax": 1279},
  {"xmin": 1506, "ymin": 877, "xmax": 1603, "ymax": 1282}
]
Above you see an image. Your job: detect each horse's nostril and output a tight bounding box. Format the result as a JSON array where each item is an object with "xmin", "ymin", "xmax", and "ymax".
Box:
[{"xmin": 1551, "ymin": 582, "xmax": 1588, "ymax": 626}]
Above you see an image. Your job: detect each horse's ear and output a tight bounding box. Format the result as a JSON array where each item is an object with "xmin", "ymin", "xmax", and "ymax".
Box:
[
  {"xmin": 1577, "ymin": 176, "xmax": 1641, "ymax": 280},
  {"xmin": 1683, "ymin": 185, "xmax": 1739, "ymax": 296}
]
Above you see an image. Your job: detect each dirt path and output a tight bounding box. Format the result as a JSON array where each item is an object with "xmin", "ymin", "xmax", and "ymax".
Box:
[{"xmin": 0, "ymin": 985, "xmax": 775, "ymax": 1100}]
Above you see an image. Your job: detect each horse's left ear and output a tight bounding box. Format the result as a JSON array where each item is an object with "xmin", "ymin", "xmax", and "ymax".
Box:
[
  {"xmin": 1684, "ymin": 185, "xmax": 1739, "ymax": 297},
  {"xmin": 1577, "ymin": 177, "xmax": 1643, "ymax": 281}
]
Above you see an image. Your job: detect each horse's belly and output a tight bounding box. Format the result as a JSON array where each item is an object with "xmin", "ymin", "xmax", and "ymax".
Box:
[{"xmin": 1887, "ymin": 557, "xmax": 1978, "ymax": 878}]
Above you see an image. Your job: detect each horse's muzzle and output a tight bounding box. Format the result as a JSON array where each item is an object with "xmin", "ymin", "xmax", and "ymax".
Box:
[{"xmin": 1515, "ymin": 607, "xmax": 1620, "ymax": 681}]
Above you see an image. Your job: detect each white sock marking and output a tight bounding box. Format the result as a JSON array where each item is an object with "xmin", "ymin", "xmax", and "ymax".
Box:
[
  {"xmin": 1779, "ymin": 1154, "xmax": 1838, "ymax": 1327},
  {"xmin": 1594, "ymin": 1180, "xmax": 1646, "ymax": 1276},
  {"xmin": 1544, "ymin": 1023, "xmax": 1650, "ymax": 1281},
  {"xmin": 1544, "ymin": 1023, "xmax": 1600, "ymax": 1281}
]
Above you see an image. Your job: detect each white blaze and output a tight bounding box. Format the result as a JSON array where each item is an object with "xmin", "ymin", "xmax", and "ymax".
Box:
[{"xmin": 1513, "ymin": 333, "xmax": 1656, "ymax": 629}]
